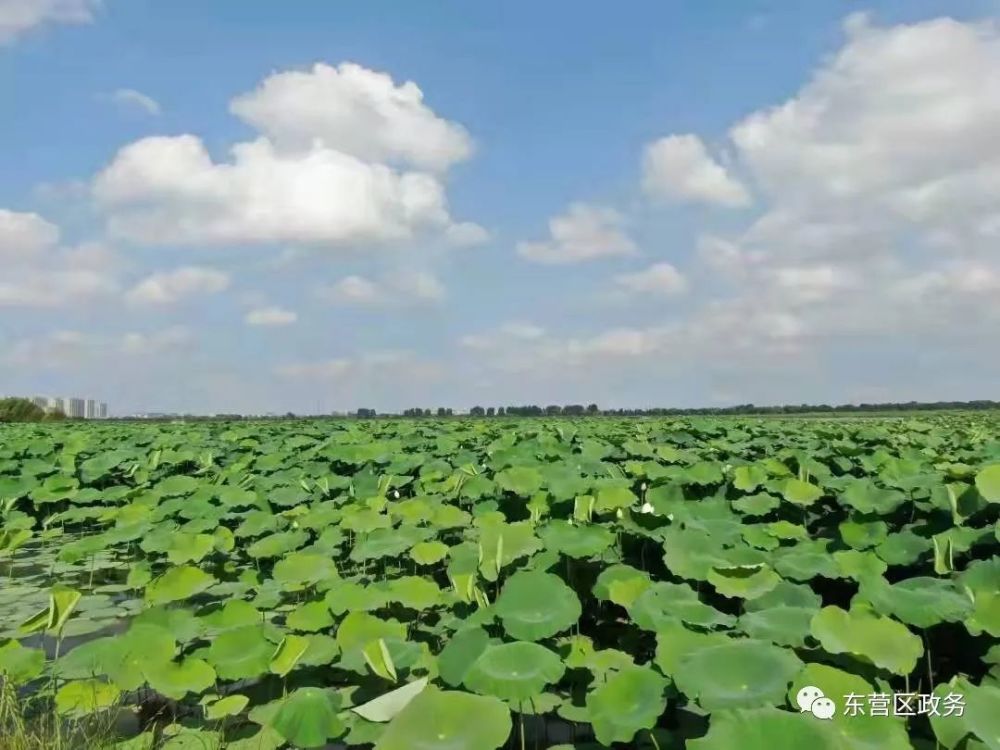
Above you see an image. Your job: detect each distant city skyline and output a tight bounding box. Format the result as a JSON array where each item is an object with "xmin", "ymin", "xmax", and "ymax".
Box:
[{"xmin": 25, "ymin": 395, "xmax": 109, "ymax": 419}]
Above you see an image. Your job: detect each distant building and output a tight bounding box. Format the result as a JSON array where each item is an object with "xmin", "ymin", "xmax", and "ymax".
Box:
[
  {"xmin": 10, "ymin": 395, "xmax": 108, "ymax": 419},
  {"xmin": 99, "ymin": 403, "xmax": 108, "ymax": 419},
  {"xmin": 85, "ymin": 399, "xmax": 97, "ymax": 419},
  {"xmin": 31, "ymin": 396, "xmax": 48, "ymax": 410},
  {"xmin": 68, "ymin": 398, "xmax": 85, "ymax": 418}
]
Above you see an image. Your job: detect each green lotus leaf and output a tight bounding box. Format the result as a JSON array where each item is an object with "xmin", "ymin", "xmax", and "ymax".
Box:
[
  {"xmin": 930, "ymin": 676, "xmax": 1000, "ymax": 750},
  {"xmin": 773, "ymin": 546, "xmax": 839, "ymax": 581},
  {"xmin": 495, "ymin": 466, "xmax": 543, "ymax": 496},
  {"xmin": 272, "ymin": 552, "xmax": 338, "ymax": 587},
  {"xmin": 733, "ymin": 492, "xmax": 781, "ymax": 517},
  {"xmin": 410, "ymin": 541, "xmax": 449, "ymax": 566},
  {"xmin": 661, "ymin": 528, "xmax": 728, "ymax": 580},
  {"xmin": 738, "ymin": 606, "xmax": 816, "ymax": 648},
  {"xmin": 247, "ymin": 530, "xmax": 308, "ymax": 559},
  {"xmin": 199, "ymin": 599, "xmax": 260, "ymax": 631},
  {"xmin": 438, "ymin": 626, "xmax": 491, "ymax": 687},
  {"xmin": 207, "ymin": 624, "xmax": 280, "ymax": 680},
  {"xmin": 810, "ymin": 605, "xmax": 923, "ymax": 675},
  {"xmin": 833, "ymin": 549, "xmax": 888, "ymax": 582},
  {"xmin": 298, "ymin": 633, "xmax": 341, "ymax": 667},
  {"xmin": 133, "ymin": 606, "xmax": 203, "ymax": 643},
  {"xmin": 875, "ymin": 530, "xmax": 932, "ymax": 566},
  {"xmin": 538, "ymin": 520, "xmax": 614, "ymax": 559},
  {"xmin": 165, "ymin": 532, "xmax": 214, "ymax": 565},
  {"xmin": 586, "ymin": 665, "xmax": 668, "ymax": 745},
  {"xmin": 205, "ymin": 693, "xmax": 249, "ymax": 720},
  {"xmin": 463, "ymin": 641, "xmax": 565, "ymax": 701},
  {"xmin": 269, "ymin": 634, "xmax": 310, "ymax": 677},
  {"xmin": 654, "ymin": 623, "xmax": 733, "ymax": 676},
  {"xmin": 688, "ymin": 707, "xmax": 841, "ymax": 750},
  {"xmin": 477, "ymin": 521, "xmax": 543, "ymax": 580},
  {"xmin": 144, "ymin": 657, "xmax": 216, "ymax": 700},
  {"xmin": 595, "ymin": 485, "xmax": 638, "ymax": 513},
  {"xmin": 287, "ymin": 601, "xmax": 335, "ymax": 632},
  {"xmin": 592, "ymin": 564, "xmax": 651, "ymax": 603},
  {"xmin": 839, "ymin": 518, "xmax": 888, "ymax": 550},
  {"xmin": 352, "ymin": 677, "xmax": 429, "ymax": 722},
  {"xmin": 841, "ymin": 480, "xmax": 907, "ymax": 514},
  {"xmin": 55, "ymin": 678, "xmax": 121, "ymax": 716},
  {"xmin": 975, "ymin": 464, "xmax": 1000, "ymax": 502},
  {"xmin": 744, "ymin": 580, "xmax": 821, "ymax": 611},
  {"xmin": 628, "ymin": 581, "xmax": 735, "ymax": 631},
  {"xmin": 0, "ymin": 639, "xmax": 45, "ymax": 684},
  {"xmin": 857, "ymin": 576, "xmax": 974, "ymax": 628},
  {"xmin": 145, "ymin": 565, "xmax": 216, "ymax": 606},
  {"xmin": 374, "ymin": 687, "xmax": 512, "ymax": 750},
  {"xmin": 787, "ymin": 663, "xmax": 912, "ymax": 750},
  {"xmin": 782, "ymin": 479, "xmax": 823, "ymax": 507},
  {"xmin": 708, "ymin": 563, "xmax": 781, "ymax": 600},
  {"xmin": 675, "ymin": 639, "xmax": 802, "ymax": 710},
  {"xmin": 733, "ymin": 464, "xmax": 768, "ymax": 492},
  {"xmin": 269, "ymin": 687, "xmax": 345, "ymax": 748},
  {"xmin": 494, "ymin": 570, "xmax": 581, "ymax": 641},
  {"xmin": 960, "ymin": 558, "xmax": 1000, "ymax": 637},
  {"xmin": 19, "ymin": 584, "xmax": 81, "ymax": 635},
  {"xmin": 325, "ymin": 580, "xmax": 390, "ymax": 614}
]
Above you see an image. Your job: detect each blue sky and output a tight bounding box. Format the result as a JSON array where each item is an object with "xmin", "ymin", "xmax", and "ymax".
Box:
[{"xmin": 2, "ymin": 0, "xmax": 1000, "ymax": 414}]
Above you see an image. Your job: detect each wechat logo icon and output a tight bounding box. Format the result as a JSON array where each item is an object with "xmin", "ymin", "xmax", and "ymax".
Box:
[{"xmin": 796, "ymin": 685, "xmax": 837, "ymax": 720}]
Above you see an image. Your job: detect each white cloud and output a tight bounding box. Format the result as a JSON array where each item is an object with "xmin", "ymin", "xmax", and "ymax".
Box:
[
  {"xmin": 92, "ymin": 63, "xmax": 483, "ymax": 250},
  {"xmin": 320, "ymin": 269, "xmax": 445, "ymax": 307},
  {"xmin": 0, "ymin": 0, "xmax": 97, "ymax": 44},
  {"xmin": 614, "ymin": 262, "xmax": 687, "ymax": 296},
  {"xmin": 120, "ymin": 326, "xmax": 193, "ymax": 355},
  {"xmin": 94, "ymin": 135, "xmax": 470, "ymax": 248},
  {"xmin": 276, "ymin": 350, "xmax": 442, "ymax": 384},
  {"xmin": 0, "ymin": 209, "xmax": 59, "ymax": 261},
  {"xmin": 125, "ymin": 266, "xmax": 230, "ymax": 306},
  {"xmin": 245, "ymin": 306, "xmax": 297, "ymax": 326},
  {"xmin": 459, "ymin": 321, "xmax": 546, "ymax": 351},
  {"xmin": 109, "ymin": 88, "xmax": 161, "ymax": 116},
  {"xmin": 642, "ymin": 134, "xmax": 750, "ymax": 207},
  {"xmin": 229, "ymin": 62, "xmax": 473, "ymax": 172},
  {"xmin": 517, "ymin": 203, "xmax": 637, "ymax": 264},
  {"xmin": 0, "ymin": 209, "xmax": 120, "ymax": 307}
]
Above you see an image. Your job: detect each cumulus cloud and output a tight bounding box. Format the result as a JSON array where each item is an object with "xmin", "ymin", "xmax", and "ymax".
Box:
[
  {"xmin": 125, "ymin": 266, "xmax": 230, "ymax": 306},
  {"xmin": 92, "ymin": 63, "xmax": 484, "ymax": 250},
  {"xmin": 229, "ymin": 62, "xmax": 473, "ymax": 172},
  {"xmin": 613, "ymin": 262, "xmax": 687, "ymax": 296},
  {"xmin": 517, "ymin": 203, "xmax": 637, "ymax": 264},
  {"xmin": 245, "ymin": 306, "xmax": 297, "ymax": 326},
  {"xmin": 642, "ymin": 134, "xmax": 751, "ymax": 207},
  {"xmin": 0, "ymin": 0, "xmax": 98, "ymax": 44},
  {"xmin": 109, "ymin": 88, "xmax": 161, "ymax": 116},
  {"xmin": 0, "ymin": 209, "xmax": 120, "ymax": 307},
  {"xmin": 319, "ymin": 269, "xmax": 445, "ymax": 308}
]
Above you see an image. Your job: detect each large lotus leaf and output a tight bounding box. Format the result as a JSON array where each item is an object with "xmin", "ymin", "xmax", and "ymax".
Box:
[
  {"xmin": 661, "ymin": 528, "xmax": 729, "ymax": 580},
  {"xmin": 287, "ymin": 601, "xmax": 335, "ymax": 632},
  {"xmin": 269, "ymin": 634, "xmax": 310, "ymax": 677},
  {"xmin": 833, "ymin": 549, "xmax": 888, "ymax": 582},
  {"xmin": 960, "ymin": 558, "xmax": 1000, "ymax": 637},
  {"xmin": 337, "ymin": 612, "xmax": 407, "ymax": 672},
  {"xmin": 374, "ymin": 687, "xmax": 511, "ymax": 750},
  {"xmin": 538, "ymin": 520, "xmax": 614, "ymax": 559},
  {"xmin": 975, "ymin": 464, "xmax": 1000, "ymax": 502},
  {"xmin": 325, "ymin": 580, "xmax": 390, "ymax": 614},
  {"xmin": 463, "ymin": 641, "xmax": 565, "ymax": 701},
  {"xmin": 875, "ymin": 530, "xmax": 932, "ymax": 566},
  {"xmin": 738, "ymin": 606, "xmax": 816, "ymax": 648},
  {"xmin": 207, "ymin": 624, "xmax": 280, "ymax": 681},
  {"xmin": 165, "ymin": 532, "xmax": 214, "ymax": 565},
  {"xmin": 744, "ymin": 580, "xmax": 821, "ymax": 611},
  {"xmin": 560, "ymin": 635, "xmax": 634, "ymax": 678},
  {"xmin": 708, "ymin": 563, "xmax": 781, "ymax": 599},
  {"xmin": 733, "ymin": 464, "xmax": 768, "ymax": 492},
  {"xmin": 351, "ymin": 527, "xmax": 430, "ymax": 562},
  {"xmin": 145, "ymin": 565, "xmax": 216, "ymax": 605},
  {"xmin": 654, "ymin": 623, "xmax": 733, "ymax": 677},
  {"xmin": 133, "ymin": 605, "xmax": 203, "ymax": 643},
  {"xmin": 628, "ymin": 582, "xmax": 735, "ymax": 631},
  {"xmin": 269, "ymin": 687, "xmax": 345, "ymax": 748},
  {"xmin": 144, "ymin": 658, "xmax": 216, "ymax": 700},
  {"xmin": 199, "ymin": 600, "xmax": 260, "ymax": 632},
  {"xmin": 857, "ymin": 576, "xmax": 974, "ymax": 628},
  {"xmin": 773, "ymin": 545, "xmax": 839, "ymax": 581},
  {"xmin": 688, "ymin": 707, "xmax": 842, "ymax": 750},
  {"xmin": 476, "ymin": 521, "xmax": 542, "ymax": 580},
  {"xmin": 930, "ymin": 676, "xmax": 1000, "ymax": 750},
  {"xmin": 592, "ymin": 564, "xmax": 651, "ymax": 604},
  {"xmin": 352, "ymin": 678, "xmax": 428, "ymax": 723},
  {"xmin": 55, "ymin": 678, "xmax": 121, "ymax": 716},
  {"xmin": 595, "ymin": 484, "xmax": 638, "ymax": 513},
  {"xmin": 438, "ymin": 626, "xmax": 491, "ymax": 687},
  {"xmin": 495, "ymin": 570, "xmax": 581, "ymax": 641},
  {"xmin": 810, "ymin": 605, "xmax": 922, "ymax": 675},
  {"xmin": 495, "ymin": 466, "xmax": 543, "ymax": 496},
  {"xmin": 298, "ymin": 634, "xmax": 341, "ymax": 667},
  {"xmin": 841, "ymin": 481, "xmax": 907, "ymax": 514},
  {"xmin": 247, "ymin": 530, "xmax": 308, "ymax": 559},
  {"xmin": 787, "ymin": 663, "xmax": 912, "ymax": 750},
  {"xmin": 782, "ymin": 479, "xmax": 823, "ymax": 506},
  {"xmin": 0, "ymin": 640, "xmax": 45, "ymax": 684},
  {"xmin": 410, "ymin": 541, "xmax": 449, "ymax": 566},
  {"xmin": 272, "ymin": 552, "xmax": 338, "ymax": 587},
  {"xmin": 586, "ymin": 665, "xmax": 668, "ymax": 745},
  {"xmin": 381, "ymin": 576, "xmax": 442, "ymax": 610},
  {"xmin": 675, "ymin": 639, "xmax": 803, "ymax": 710},
  {"xmin": 733, "ymin": 492, "xmax": 781, "ymax": 517}
]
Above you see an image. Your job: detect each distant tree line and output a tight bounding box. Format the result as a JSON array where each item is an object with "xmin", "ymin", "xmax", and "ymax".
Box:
[{"xmin": 0, "ymin": 398, "xmax": 67, "ymax": 423}]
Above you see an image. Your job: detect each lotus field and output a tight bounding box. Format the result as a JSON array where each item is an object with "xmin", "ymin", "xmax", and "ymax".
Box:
[{"xmin": 1, "ymin": 416, "xmax": 999, "ymax": 749}]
